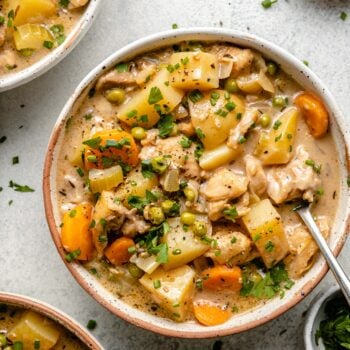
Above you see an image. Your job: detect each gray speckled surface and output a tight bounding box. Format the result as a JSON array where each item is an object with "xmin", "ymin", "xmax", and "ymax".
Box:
[{"xmin": 0, "ymin": 0, "xmax": 350, "ymax": 349}]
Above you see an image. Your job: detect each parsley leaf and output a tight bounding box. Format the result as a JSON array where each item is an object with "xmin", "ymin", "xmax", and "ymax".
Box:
[
  {"xmin": 222, "ymin": 206, "xmax": 238, "ymax": 221},
  {"xmin": 157, "ymin": 115, "xmax": 174, "ymax": 138},
  {"xmin": 141, "ymin": 160, "xmax": 156, "ymax": 178},
  {"xmin": 179, "ymin": 136, "xmax": 192, "ymax": 148},
  {"xmin": 148, "ymin": 87, "xmax": 163, "ymax": 105},
  {"xmin": 9, "ymin": 181, "xmax": 34, "ymax": 192},
  {"xmin": 82, "ymin": 136, "xmax": 102, "ymax": 149}
]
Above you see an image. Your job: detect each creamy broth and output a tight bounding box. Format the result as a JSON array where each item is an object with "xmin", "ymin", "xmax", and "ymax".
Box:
[
  {"xmin": 0, "ymin": 0, "xmax": 88, "ymax": 75},
  {"xmin": 0, "ymin": 303, "xmax": 89, "ymax": 349},
  {"xmin": 55, "ymin": 42, "xmax": 340, "ymax": 325}
]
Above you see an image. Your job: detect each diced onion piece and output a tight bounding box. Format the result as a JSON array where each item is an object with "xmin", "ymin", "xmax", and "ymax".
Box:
[
  {"xmin": 13, "ymin": 24, "xmax": 54, "ymax": 50},
  {"xmin": 89, "ymin": 165, "xmax": 123, "ymax": 193},
  {"xmin": 130, "ymin": 254, "xmax": 160, "ymax": 274},
  {"xmin": 218, "ymin": 58, "xmax": 234, "ymax": 79},
  {"xmin": 7, "ymin": 310, "xmax": 60, "ymax": 349},
  {"xmin": 162, "ymin": 168, "xmax": 180, "ymax": 192},
  {"xmin": 257, "ymin": 70, "xmax": 275, "ymax": 93}
]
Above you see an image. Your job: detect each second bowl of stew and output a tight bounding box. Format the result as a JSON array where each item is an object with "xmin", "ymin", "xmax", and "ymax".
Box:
[{"xmin": 43, "ymin": 28, "xmax": 350, "ymax": 338}]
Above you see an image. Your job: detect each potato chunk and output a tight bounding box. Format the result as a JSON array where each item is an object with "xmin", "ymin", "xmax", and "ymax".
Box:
[
  {"xmin": 9, "ymin": 0, "xmax": 57, "ymax": 26},
  {"xmin": 189, "ymin": 90, "xmax": 245, "ymax": 149},
  {"xmin": 8, "ymin": 310, "xmax": 60, "ymax": 350},
  {"xmin": 13, "ymin": 24, "xmax": 54, "ymax": 50},
  {"xmin": 255, "ymin": 107, "xmax": 298, "ymax": 165},
  {"xmin": 242, "ymin": 199, "xmax": 290, "ymax": 268},
  {"xmin": 117, "ymin": 68, "xmax": 184, "ymax": 128},
  {"xmin": 169, "ymin": 52, "xmax": 219, "ymax": 90},
  {"xmin": 139, "ymin": 265, "xmax": 195, "ymax": 321},
  {"xmin": 161, "ymin": 217, "xmax": 211, "ymax": 270}
]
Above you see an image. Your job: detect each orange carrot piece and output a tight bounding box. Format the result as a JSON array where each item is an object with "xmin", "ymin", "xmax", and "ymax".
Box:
[
  {"xmin": 104, "ymin": 237, "xmax": 135, "ymax": 265},
  {"xmin": 61, "ymin": 203, "xmax": 94, "ymax": 261},
  {"xmin": 202, "ymin": 265, "xmax": 242, "ymax": 292},
  {"xmin": 193, "ymin": 302, "xmax": 231, "ymax": 326},
  {"xmin": 294, "ymin": 92, "xmax": 329, "ymax": 138},
  {"xmin": 83, "ymin": 130, "xmax": 139, "ymax": 170}
]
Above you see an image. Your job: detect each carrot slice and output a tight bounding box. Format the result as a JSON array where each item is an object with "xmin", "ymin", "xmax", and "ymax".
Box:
[
  {"xmin": 104, "ymin": 237, "xmax": 135, "ymax": 265},
  {"xmin": 294, "ymin": 92, "xmax": 329, "ymax": 138},
  {"xmin": 61, "ymin": 203, "xmax": 94, "ymax": 261},
  {"xmin": 83, "ymin": 130, "xmax": 139, "ymax": 170},
  {"xmin": 202, "ymin": 265, "xmax": 242, "ymax": 291},
  {"xmin": 193, "ymin": 302, "xmax": 231, "ymax": 326}
]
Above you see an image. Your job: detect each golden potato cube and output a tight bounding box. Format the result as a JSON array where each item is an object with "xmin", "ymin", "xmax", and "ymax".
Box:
[
  {"xmin": 8, "ymin": 310, "xmax": 60, "ymax": 350},
  {"xmin": 139, "ymin": 265, "xmax": 195, "ymax": 321},
  {"xmin": 117, "ymin": 68, "xmax": 184, "ymax": 128},
  {"xmin": 242, "ymin": 199, "xmax": 290, "ymax": 268},
  {"xmin": 9, "ymin": 0, "xmax": 57, "ymax": 26},
  {"xmin": 169, "ymin": 52, "xmax": 219, "ymax": 90},
  {"xmin": 189, "ymin": 90, "xmax": 245, "ymax": 149},
  {"xmin": 13, "ymin": 24, "xmax": 54, "ymax": 50},
  {"xmin": 255, "ymin": 107, "xmax": 298, "ymax": 165},
  {"xmin": 161, "ymin": 218, "xmax": 210, "ymax": 271},
  {"xmin": 199, "ymin": 143, "xmax": 242, "ymax": 170}
]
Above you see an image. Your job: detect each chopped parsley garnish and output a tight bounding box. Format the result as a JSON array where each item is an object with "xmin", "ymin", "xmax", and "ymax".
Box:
[
  {"xmin": 86, "ymin": 319, "xmax": 97, "ymax": 330},
  {"xmin": 9, "ymin": 181, "xmax": 34, "ymax": 192},
  {"xmin": 265, "ymin": 240, "xmax": 275, "ymax": 252},
  {"xmin": 222, "ymin": 206, "xmax": 238, "ymax": 221},
  {"xmin": 210, "ymin": 92, "xmax": 220, "ymax": 106},
  {"xmin": 236, "ymin": 112, "xmax": 242, "ymax": 120},
  {"xmin": 0, "ymin": 136, "xmax": 7, "ymax": 143},
  {"xmin": 127, "ymin": 190, "xmax": 158, "ymax": 212},
  {"xmin": 127, "ymin": 109, "xmax": 137, "ymax": 119},
  {"xmin": 76, "ymin": 167, "xmax": 84, "ymax": 177},
  {"xmin": 157, "ymin": 115, "xmax": 174, "ymax": 138},
  {"xmin": 148, "ymin": 87, "xmax": 163, "ymax": 105},
  {"xmin": 65, "ymin": 249, "xmax": 81, "ymax": 262},
  {"xmin": 253, "ymin": 234, "xmax": 261, "ymax": 242},
  {"xmin": 115, "ymin": 62, "xmax": 129, "ymax": 73},
  {"xmin": 188, "ymin": 90, "xmax": 203, "ymax": 103},
  {"xmin": 195, "ymin": 279, "xmax": 203, "ymax": 290},
  {"xmin": 153, "ymin": 280, "xmax": 161, "ymax": 289},
  {"xmin": 273, "ymin": 120, "xmax": 282, "ymax": 130},
  {"xmin": 179, "ymin": 136, "xmax": 192, "ymax": 148},
  {"xmin": 305, "ymin": 159, "xmax": 321, "ymax": 174},
  {"xmin": 12, "ymin": 156, "xmax": 19, "ymax": 165},
  {"xmin": 105, "ymin": 138, "xmax": 130, "ymax": 149},
  {"xmin": 225, "ymin": 101, "xmax": 236, "ymax": 111},
  {"xmin": 238, "ymin": 136, "xmax": 247, "ymax": 144},
  {"xmin": 141, "ymin": 160, "xmax": 156, "ymax": 178},
  {"xmin": 34, "ymin": 340, "xmax": 40, "ymax": 349},
  {"xmin": 43, "ymin": 40, "xmax": 54, "ymax": 49},
  {"xmin": 172, "ymin": 23, "xmax": 178, "ymax": 29},
  {"xmin": 84, "ymin": 113, "xmax": 93, "ymax": 120},
  {"xmin": 340, "ymin": 11, "xmax": 348, "ymax": 21},
  {"xmin": 240, "ymin": 263, "xmax": 293, "ymax": 299},
  {"xmin": 195, "ymin": 128, "xmax": 205, "ymax": 139},
  {"xmin": 215, "ymin": 109, "xmax": 228, "ymax": 117},
  {"xmin": 59, "ymin": 0, "xmax": 69, "ymax": 8},
  {"xmin": 181, "ymin": 57, "xmax": 189, "ymax": 65},
  {"xmin": 303, "ymin": 60, "xmax": 309, "ymax": 66},
  {"xmin": 69, "ymin": 209, "xmax": 77, "ymax": 218},
  {"xmin": 231, "ymin": 236, "xmax": 237, "ymax": 244},
  {"xmin": 82, "ymin": 136, "xmax": 102, "ymax": 149},
  {"xmin": 194, "ymin": 143, "xmax": 204, "ymax": 161},
  {"xmin": 274, "ymin": 134, "xmax": 282, "ymax": 142},
  {"xmin": 347, "ymin": 176, "xmax": 350, "ymax": 188}
]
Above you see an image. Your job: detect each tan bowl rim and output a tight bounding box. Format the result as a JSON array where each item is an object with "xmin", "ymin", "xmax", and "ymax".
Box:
[
  {"xmin": 43, "ymin": 28, "xmax": 350, "ymax": 338},
  {"xmin": 0, "ymin": 292, "xmax": 103, "ymax": 349},
  {"xmin": 0, "ymin": 0, "xmax": 102, "ymax": 92}
]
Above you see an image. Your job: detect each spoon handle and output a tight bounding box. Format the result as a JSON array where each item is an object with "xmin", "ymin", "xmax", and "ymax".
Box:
[{"xmin": 297, "ymin": 207, "xmax": 350, "ymax": 305}]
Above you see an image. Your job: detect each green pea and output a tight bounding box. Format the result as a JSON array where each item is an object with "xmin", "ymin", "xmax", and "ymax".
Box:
[
  {"xmin": 272, "ymin": 96, "xmax": 286, "ymax": 109},
  {"xmin": 105, "ymin": 88, "xmax": 126, "ymax": 104},
  {"xmin": 131, "ymin": 127, "xmax": 146, "ymax": 140},
  {"xmin": 224, "ymin": 78, "xmax": 239, "ymax": 93},
  {"xmin": 0, "ymin": 334, "xmax": 7, "ymax": 346},
  {"xmin": 161, "ymin": 200, "xmax": 175, "ymax": 213},
  {"xmin": 259, "ymin": 113, "xmax": 271, "ymax": 128},
  {"xmin": 183, "ymin": 188, "xmax": 195, "ymax": 202},
  {"xmin": 180, "ymin": 211, "xmax": 196, "ymax": 225},
  {"xmin": 127, "ymin": 263, "xmax": 144, "ymax": 279},
  {"xmin": 151, "ymin": 156, "xmax": 168, "ymax": 174},
  {"xmin": 192, "ymin": 220, "xmax": 207, "ymax": 236},
  {"xmin": 149, "ymin": 207, "xmax": 165, "ymax": 225},
  {"xmin": 267, "ymin": 61, "xmax": 278, "ymax": 76}
]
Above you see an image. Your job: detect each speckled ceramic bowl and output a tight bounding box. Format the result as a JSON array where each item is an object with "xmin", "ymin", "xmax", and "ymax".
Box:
[
  {"xmin": 0, "ymin": 292, "xmax": 102, "ymax": 349},
  {"xmin": 0, "ymin": 0, "xmax": 101, "ymax": 92},
  {"xmin": 43, "ymin": 28, "xmax": 350, "ymax": 338},
  {"xmin": 304, "ymin": 286, "xmax": 341, "ymax": 350}
]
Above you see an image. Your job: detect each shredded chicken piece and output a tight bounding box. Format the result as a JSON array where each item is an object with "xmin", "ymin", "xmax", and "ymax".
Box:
[
  {"xmin": 284, "ymin": 217, "xmax": 329, "ymax": 279},
  {"xmin": 244, "ymin": 155, "xmax": 267, "ymax": 196},
  {"xmin": 227, "ymin": 109, "xmax": 259, "ymax": 149},
  {"xmin": 205, "ymin": 230, "xmax": 252, "ymax": 265},
  {"xmin": 177, "ymin": 120, "xmax": 195, "ymax": 137},
  {"xmin": 121, "ymin": 213, "xmax": 150, "ymax": 237},
  {"xmin": 0, "ymin": 50, "xmax": 16, "ymax": 70},
  {"xmin": 208, "ymin": 44, "xmax": 254, "ymax": 76},
  {"xmin": 63, "ymin": 174, "xmax": 84, "ymax": 204},
  {"xmin": 140, "ymin": 136, "xmax": 201, "ymax": 179},
  {"xmin": 140, "ymin": 129, "xmax": 159, "ymax": 146},
  {"xmin": 266, "ymin": 146, "xmax": 322, "ymax": 204},
  {"xmin": 201, "ymin": 168, "xmax": 248, "ymax": 201}
]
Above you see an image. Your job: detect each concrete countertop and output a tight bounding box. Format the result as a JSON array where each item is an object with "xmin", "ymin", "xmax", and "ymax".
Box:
[{"xmin": 0, "ymin": 0, "xmax": 349, "ymax": 349}]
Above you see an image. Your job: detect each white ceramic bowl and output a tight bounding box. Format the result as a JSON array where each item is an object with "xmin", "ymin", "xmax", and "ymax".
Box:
[
  {"xmin": 0, "ymin": 0, "xmax": 101, "ymax": 92},
  {"xmin": 43, "ymin": 28, "xmax": 350, "ymax": 338},
  {"xmin": 0, "ymin": 292, "xmax": 103, "ymax": 349},
  {"xmin": 304, "ymin": 286, "xmax": 342, "ymax": 350}
]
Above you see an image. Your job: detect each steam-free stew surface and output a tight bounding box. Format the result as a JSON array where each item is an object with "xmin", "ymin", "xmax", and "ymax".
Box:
[{"xmin": 56, "ymin": 41, "xmax": 340, "ymax": 325}]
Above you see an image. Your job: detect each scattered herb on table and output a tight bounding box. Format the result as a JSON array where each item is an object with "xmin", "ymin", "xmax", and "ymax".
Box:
[
  {"xmin": 340, "ymin": 11, "xmax": 348, "ymax": 21},
  {"xmin": 9, "ymin": 181, "xmax": 35, "ymax": 192},
  {"xmin": 86, "ymin": 319, "xmax": 97, "ymax": 330},
  {"xmin": 12, "ymin": 156, "xmax": 19, "ymax": 165}
]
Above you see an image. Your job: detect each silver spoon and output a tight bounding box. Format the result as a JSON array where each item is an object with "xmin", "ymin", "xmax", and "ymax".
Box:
[{"xmin": 295, "ymin": 203, "xmax": 350, "ymax": 305}]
